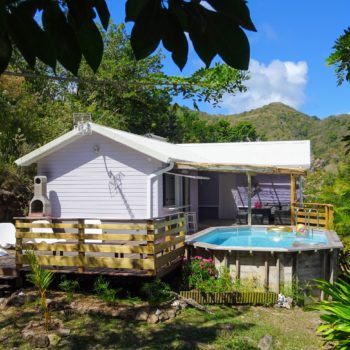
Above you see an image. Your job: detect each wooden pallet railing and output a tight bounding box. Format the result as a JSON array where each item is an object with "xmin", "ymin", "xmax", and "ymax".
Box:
[
  {"xmin": 291, "ymin": 202, "xmax": 334, "ymax": 229},
  {"xmin": 15, "ymin": 214, "xmax": 186, "ymax": 276}
]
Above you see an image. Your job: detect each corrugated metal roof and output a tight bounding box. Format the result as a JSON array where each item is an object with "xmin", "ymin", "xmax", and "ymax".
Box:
[{"xmin": 15, "ymin": 122, "xmax": 311, "ymax": 171}]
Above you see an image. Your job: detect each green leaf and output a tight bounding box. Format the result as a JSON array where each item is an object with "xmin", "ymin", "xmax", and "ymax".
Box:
[
  {"xmin": 93, "ymin": 0, "xmax": 110, "ymax": 30},
  {"xmin": 76, "ymin": 19, "xmax": 104, "ymax": 73},
  {"xmin": 206, "ymin": 0, "xmax": 256, "ymax": 31},
  {"xmin": 125, "ymin": 0, "xmax": 150, "ymax": 21},
  {"xmin": 42, "ymin": 1, "xmax": 82, "ymax": 75},
  {"xmin": 0, "ymin": 33, "xmax": 12, "ymax": 73},
  {"xmin": 160, "ymin": 9, "xmax": 188, "ymax": 70},
  {"xmin": 185, "ymin": 3, "xmax": 216, "ymax": 68},
  {"xmin": 7, "ymin": 12, "xmax": 36, "ymax": 68},
  {"xmin": 205, "ymin": 9, "xmax": 250, "ymax": 70},
  {"xmin": 130, "ymin": 0, "xmax": 161, "ymax": 60}
]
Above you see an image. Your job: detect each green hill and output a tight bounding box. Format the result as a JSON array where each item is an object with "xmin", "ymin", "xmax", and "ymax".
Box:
[{"xmin": 199, "ymin": 102, "xmax": 350, "ymax": 171}]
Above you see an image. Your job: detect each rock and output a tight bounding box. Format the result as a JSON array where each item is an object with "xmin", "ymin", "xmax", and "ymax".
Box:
[
  {"xmin": 135, "ymin": 310, "xmax": 149, "ymax": 322},
  {"xmin": 25, "ymin": 333, "xmax": 50, "ymax": 348},
  {"xmin": 258, "ymin": 334, "xmax": 273, "ymax": 350},
  {"xmin": 57, "ymin": 328, "xmax": 71, "ymax": 337},
  {"xmin": 165, "ymin": 308, "xmax": 177, "ymax": 319},
  {"xmin": 155, "ymin": 308, "xmax": 162, "ymax": 315},
  {"xmin": 48, "ymin": 333, "xmax": 61, "ymax": 346},
  {"xmin": 220, "ymin": 323, "xmax": 234, "ymax": 330},
  {"xmin": 147, "ymin": 314, "xmax": 159, "ymax": 324},
  {"xmin": 158, "ymin": 311, "xmax": 169, "ymax": 322}
]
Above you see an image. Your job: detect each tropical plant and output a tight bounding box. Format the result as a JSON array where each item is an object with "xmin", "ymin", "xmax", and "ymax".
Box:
[
  {"xmin": 93, "ymin": 276, "xmax": 120, "ymax": 305},
  {"xmin": 182, "ymin": 256, "xmax": 217, "ymax": 290},
  {"xmin": 58, "ymin": 276, "xmax": 80, "ymax": 303},
  {"xmin": 310, "ymin": 273, "xmax": 350, "ymax": 350},
  {"xmin": 26, "ymin": 251, "xmax": 54, "ymax": 332},
  {"xmin": 141, "ymin": 279, "xmax": 172, "ymax": 306},
  {"xmin": 0, "ymin": 0, "xmax": 256, "ymax": 75}
]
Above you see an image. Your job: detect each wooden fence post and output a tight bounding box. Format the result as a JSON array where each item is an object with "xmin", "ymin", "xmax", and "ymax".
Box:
[
  {"xmin": 147, "ymin": 219, "xmax": 155, "ymax": 275},
  {"xmin": 15, "ymin": 219, "xmax": 23, "ymax": 270},
  {"xmin": 78, "ymin": 219, "xmax": 85, "ymax": 273}
]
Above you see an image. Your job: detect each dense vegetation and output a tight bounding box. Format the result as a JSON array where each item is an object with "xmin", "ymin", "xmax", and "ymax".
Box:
[
  {"xmin": 0, "ymin": 24, "xmax": 259, "ymax": 221},
  {"xmin": 199, "ymin": 102, "xmax": 350, "ymax": 171}
]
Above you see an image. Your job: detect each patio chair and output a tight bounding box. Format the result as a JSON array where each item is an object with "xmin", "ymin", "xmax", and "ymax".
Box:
[
  {"xmin": 0, "ymin": 222, "xmax": 16, "ymax": 249},
  {"xmin": 236, "ymin": 208, "xmax": 248, "ymax": 224},
  {"xmin": 185, "ymin": 212, "xmax": 198, "ymax": 234}
]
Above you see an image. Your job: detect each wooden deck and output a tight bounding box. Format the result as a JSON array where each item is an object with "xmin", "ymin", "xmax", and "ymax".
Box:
[{"xmin": 13, "ymin": 214, "xmax": 186, "ymax": 278}]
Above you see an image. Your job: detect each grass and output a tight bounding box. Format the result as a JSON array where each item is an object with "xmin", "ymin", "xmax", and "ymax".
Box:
[{"xmin": 0, "ymin": 291, "xmax": 324, "ymax": 350}]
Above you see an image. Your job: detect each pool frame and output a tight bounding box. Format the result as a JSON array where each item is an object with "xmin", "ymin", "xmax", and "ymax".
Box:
[
  {"xmin": 187, "ymin": 225, "xmax": 343, "ymax": 253},
  {"xmin": 186, "ymin": 226, "xmax": 343, "ymax": 299}
]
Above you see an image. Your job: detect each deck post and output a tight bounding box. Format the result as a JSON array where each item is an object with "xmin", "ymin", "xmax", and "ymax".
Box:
[
  {"xmin": 247, "ymin": 172, "xmax": 252, "ymax": 226},
  {"xmin": 276, "ymin": 254, "xmax": 280, "ymax": 294},
  {"xmin": 235, "ymin": 252, "xmax": 240, "ymax": 281},
  {"xmin": 264, "ymin": 253, "xmax": 269, "ymax": 291},
  {"xmin": 321, "ymin": 250, "xmax": 328, "ymax": 300},
  {"xmin": 78, "ymin": 219, "xmax": 85, "ymax": 273},
  {"xmin": 15, "ymin": 219, "xmax": 23, "ymax": 270},
  {"xmin": 290, "ymin": 174, "xmax": 297, "ymax": 225},
  {"xmin": 147, "ymin": 219, "xmax": 156, "ymax": 275},
  {"xmin": 329, "ymin": 249, "xmax": 335, "ymax": 284}
]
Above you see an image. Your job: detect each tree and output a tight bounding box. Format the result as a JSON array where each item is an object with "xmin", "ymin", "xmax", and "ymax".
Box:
[
  {"xmin": 0, "ymin": 0, "xmax": 256, "ymax": 75},
  {"xmin": 327, "ymin": 28, "xmax": 350, "ymax": 86}
]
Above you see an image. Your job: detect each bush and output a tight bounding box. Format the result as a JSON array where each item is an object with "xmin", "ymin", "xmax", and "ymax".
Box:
[
  {"xmin": 93, "ymin": 276, "xmax": 120, "ymax": 305},
  {"xmin": 310, "ymin": 273, "xmax": 350, "ymax": 349},
  {"xmin": 182, "ymin": 256, "xmax": 216, "ymax": 290},
  {"xmin": 58, "ymin": 276, "xmax": 80, "ymax": 303},
  {"xmin": 141, "ymin": 279, "xmax": 172, "ymax": 306}
]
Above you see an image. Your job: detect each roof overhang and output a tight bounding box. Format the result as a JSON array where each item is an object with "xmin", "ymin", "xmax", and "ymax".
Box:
[{"xmin": 174, "ymin": 161, "xmax": 308, "ymax": 176}]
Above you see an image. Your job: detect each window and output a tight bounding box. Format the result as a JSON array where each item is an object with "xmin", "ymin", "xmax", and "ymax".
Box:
[{"xmin": 163, "ymin": 173, "xmax": 175, "ymax": 206}]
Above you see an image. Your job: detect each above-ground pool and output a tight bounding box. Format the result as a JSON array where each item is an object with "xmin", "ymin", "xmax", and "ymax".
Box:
[
  {"xmin": 189, "ymin": 226, "xmax": 330, "ymax": 251},
  {"xmin": 187, "ymin": 226, "xmax": 343, "ymax": 297}
]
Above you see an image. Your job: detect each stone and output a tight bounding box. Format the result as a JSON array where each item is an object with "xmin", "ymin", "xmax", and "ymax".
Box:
[
  {"xmin": 135, "ymin": 310, "xmax": 149, "ymax": 321},
  {"xmin": 27, "ymin": 334, "xmax": 50, "ymax": 348},
  {"xmin": 220, "ymin": 323, "xmax": 234, "ymax": 330},
  {"xmin": 158, "ymin": 311, "xmax": 169, "ymax": 322},
  {"xmin": 147, "ymin": 314, "xmax": 159, "ymax": 324},
  {"xmin": 258, "ymin": 334, "xmax": 273, "ymax": 350},
  {"xmin": 165, "ymin": 308, "xmax": 177, "ymax": 319},
  {"xmin": 48, "ymin": 333, "xmax": 61, "ymax": 346},
  {"xmin": 57, "ymin": 328, "xmax": 71, "ymax": 337}
]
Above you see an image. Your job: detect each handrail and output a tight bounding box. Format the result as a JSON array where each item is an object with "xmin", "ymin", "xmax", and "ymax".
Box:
[
  {"xmin": 291, "ymin": 202, "xmax": 334, "ymax": 229},
  {"xmin": 15, "ymin": 214, "xmax": 186, "ymax": 276}
]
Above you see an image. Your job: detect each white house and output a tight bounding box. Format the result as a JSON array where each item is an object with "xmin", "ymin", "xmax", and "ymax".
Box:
[{"xmin": 15, "ymin": 122, "xmax": 310, "ymax": 223}]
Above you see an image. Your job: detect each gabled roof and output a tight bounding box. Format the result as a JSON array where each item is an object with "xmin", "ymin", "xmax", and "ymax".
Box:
[{"xmin": 15, "ymin": 122, "xmax": 311, "ymax": 174}]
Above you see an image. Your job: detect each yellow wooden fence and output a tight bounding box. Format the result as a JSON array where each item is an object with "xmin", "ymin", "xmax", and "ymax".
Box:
[
  {"xmin": 15, "ymin": 214, "xmax": 186, "ymax": 277},
  {"xmin": 291, "ymin": 202, "xmax": 334, "ymax": 229}
]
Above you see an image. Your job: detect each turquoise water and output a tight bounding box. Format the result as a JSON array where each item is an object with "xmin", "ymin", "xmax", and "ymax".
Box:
[{"xmin": 192, "ymin": 227, "xmax": 328, "ymax": 248}]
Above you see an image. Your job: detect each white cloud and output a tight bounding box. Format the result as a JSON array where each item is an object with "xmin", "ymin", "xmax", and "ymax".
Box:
[{"xmin": 221, "ymin": 59, "xmax": 308, "ymax": 114}]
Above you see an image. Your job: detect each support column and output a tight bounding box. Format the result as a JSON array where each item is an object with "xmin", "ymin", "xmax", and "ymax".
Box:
[
  {"xmin": 290, "ymin": 174, "xmax": 297, "ymax": 225},
  {"xmin": 247, "ymin": 172, "xmax": 252, "ymax": 226}
]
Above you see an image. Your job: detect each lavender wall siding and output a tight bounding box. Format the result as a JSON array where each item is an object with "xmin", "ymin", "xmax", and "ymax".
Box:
[
  {"xmin": 233, "ymin": 174, "xmax": 291, "ymax": 208},
  {"xmin": 37, "ymin": 133, "xmax": 163, "ymax": 219}
]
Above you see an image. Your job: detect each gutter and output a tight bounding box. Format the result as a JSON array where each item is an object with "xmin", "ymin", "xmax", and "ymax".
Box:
[{"xmin": 147, "ymin": 160, "xmax": 175, "ymax": 219}]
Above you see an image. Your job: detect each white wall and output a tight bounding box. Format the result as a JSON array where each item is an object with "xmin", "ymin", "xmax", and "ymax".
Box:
[{"xmin": 37, "ymin": 133, "xmax": 162, "ymax": 219}]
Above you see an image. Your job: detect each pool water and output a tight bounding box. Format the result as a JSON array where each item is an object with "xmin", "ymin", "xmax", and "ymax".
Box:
[{"xmin": 191, "ymin": 227, "xmax": 328, "ymax": 248}]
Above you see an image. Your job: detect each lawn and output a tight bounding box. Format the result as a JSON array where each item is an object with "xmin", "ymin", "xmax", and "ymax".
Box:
[{"xmin": 0, "ymin": 291, "xmax": 323, "ymax": 350}]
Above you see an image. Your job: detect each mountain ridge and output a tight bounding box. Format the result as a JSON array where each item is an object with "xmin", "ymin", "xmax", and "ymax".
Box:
[{"xmin": 198, "ymin": 102, "xmax": 350, "ymax": 171}]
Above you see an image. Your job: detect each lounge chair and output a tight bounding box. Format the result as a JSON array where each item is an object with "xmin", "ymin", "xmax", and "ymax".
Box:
[{"xmin": 0, "ymin": 222, "xmax": 16, "ymax": 249}]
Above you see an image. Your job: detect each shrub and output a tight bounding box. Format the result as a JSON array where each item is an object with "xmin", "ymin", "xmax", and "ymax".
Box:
[
  {"xmin": 58, "ymin": 276, "xmax": 80, "ymax": 303},
  {"xmin": 141, "ymin": 279, "xmax": 172, "ymax": 306},
  {"xmin": 26, "ymin": 251, "xmax": 54, "ymax": 331},
  {"xmin": 93, "ymin": 276, "xmax": 120, "ymax": 305},
  {"xmin": 310, "ymin": 273, "xmax": 350, "ymax": 349},
  {"xmin": 182, "ymin": 256, "xmax": 216, "ymax": 290}
]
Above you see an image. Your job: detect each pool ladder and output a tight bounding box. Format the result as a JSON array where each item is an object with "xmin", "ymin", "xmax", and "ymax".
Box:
[{"xmin": 295, "ymin": 207, "xmax": 320, "ymax": 237}]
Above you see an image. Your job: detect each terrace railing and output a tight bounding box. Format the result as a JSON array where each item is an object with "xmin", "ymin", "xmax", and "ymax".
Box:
[
  {"xmin": 291, "ymin": 202, "xmax": 334, "ymax": 229},
  {"xmin": 15, "ymin": 214, "xmax": 186, "ymax": 277}
]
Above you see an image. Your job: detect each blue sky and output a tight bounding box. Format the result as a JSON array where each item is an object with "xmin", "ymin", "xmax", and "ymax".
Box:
[{"xmin": 107, "ymin": 1, "xmax": 350, "ymax": 118}]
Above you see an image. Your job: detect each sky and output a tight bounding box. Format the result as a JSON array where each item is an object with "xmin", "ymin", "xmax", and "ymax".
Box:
[{"xmin": 107, "ymin": 1, "xmax": 350, "ymax": 119}]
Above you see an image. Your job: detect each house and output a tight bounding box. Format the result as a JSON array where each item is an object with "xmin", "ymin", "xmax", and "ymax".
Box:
[{"xmin": 15, "ymin": 122, "xmax": 310, "ymax": 225}]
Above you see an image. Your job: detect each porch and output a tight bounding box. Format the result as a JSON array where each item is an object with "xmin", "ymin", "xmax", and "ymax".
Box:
[{"xmin": 13, "ymin": 214, "xmax": 185, "ymax": 278}]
